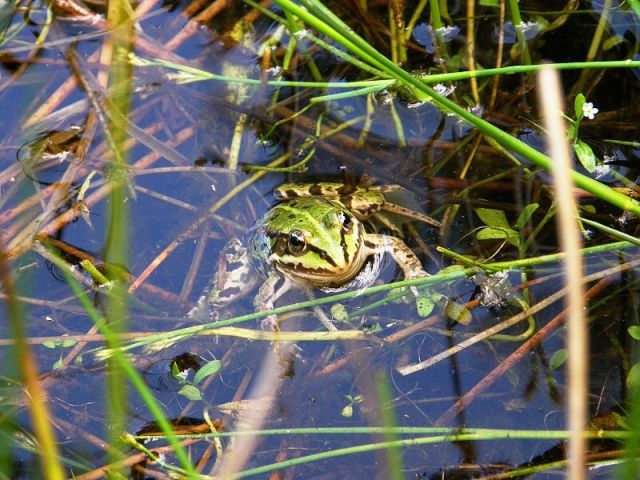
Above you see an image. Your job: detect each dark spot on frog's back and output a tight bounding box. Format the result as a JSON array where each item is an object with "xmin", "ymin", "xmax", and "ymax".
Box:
[
  {"xmin": 309, "ymin": 184, "xmax": 323, "ymax": 195},
  {"xmin": 364, "ymin": 240, "xmax": 376, "ymax": 249},
  {"xmin": 337, "ymin": 184, "xmax": 356, "ymax": 195},
  {"xmin": 219, "ymin": 287, "xmax": 241, "ymax": 298},
  {"xmin": 226, "ymin": 261, "xmax": 244, "ymax": 270},
  {"xmin": 284, "ymin": 189, "xmax": 297, "ymax": 198}
]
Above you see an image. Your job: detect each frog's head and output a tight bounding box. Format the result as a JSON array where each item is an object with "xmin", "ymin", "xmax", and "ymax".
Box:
[{"xmin": 248, "ymin": 197, "xmax": 368, "ymax": 287}]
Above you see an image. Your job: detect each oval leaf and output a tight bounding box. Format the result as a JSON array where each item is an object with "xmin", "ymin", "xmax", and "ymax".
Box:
[
  {"xmin": 573, "ymin": 140, "xmax": 596, "ymax": 173},
  {"xmin": 194, "ymin": 359, "xmax": 222, "ymax": 385},
  {"xmin": 549, "ymin": 348, "xmax": 568, "ymax": 371},
  {"xmin": 515, "ymin": 203, "xmax": 539, "ymax": 230},
  {"xmin": 178, "ymin": 385, "xmax": 202, "ymax": 401},
  {"xmin": 416, "ymin": 295, "xmax": 435, "ymax": 317},
  {"xmin": 477, "ymin": 227, "xmax": 520, "ymax": 247},
  {"xmin": 574, "ymin": 93, "xmax": 586, "ymax": 120},
  {"xmin": 475, "ymin": 208, "xmax": 511, "ymax": 229},
  {"xmin": 341, "ymin": 404, "xmax": 353, "ymax": 418},
  {"xmin": 627, "ymin": 362, "xmax": 640, "ymax": 391},
  {"xmin": 629, "ymin": 326, "xmax": 640, "ymax": 341}
]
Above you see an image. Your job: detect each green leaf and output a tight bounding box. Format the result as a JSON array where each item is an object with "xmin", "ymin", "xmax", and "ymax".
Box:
[
  {"xmin": 193, "ymin": 359, "xmax": 222, "ymax": 385},
  {"xmin": 549, "ymin": 348, "xmax": 568, "ymax": 370},
  {"xmin": 416, "ymin": 295, "xmax": 435, "ymax": 317},
  {"xmin": 573, "ymin": 140, "xmax": 596, "ymax": 173},
  {"xmin": 475, "ymin": 208, "xmax": 511, "ymax": 229},
  {"xmin": 515, "ymin": 203, "xmax": 539, "ymax": 230},
  {"xmin": 42, "ymin": 341, "xmax": 58, "ymax": 349},
  {"xmin": 438, "ymin": 264, "xmax": 467, "ymax": 274},
  {"xmin": 330, "ymin": 303, "xmax": 349, "ymax": 322},
  {"xmin": 629, "ymin": 325, "xmax": 640, "ymax": 340},
  {"xmin": 341, "ymin": 404, "xmax": 353, "ymax": 418},
  {"xmin": 53, "ymin": 359, "xmax": 64, "ymax": 370},
  {"xmin": 178, "ymin": 385, "xmax": 202, "ymax": 401},
  {"xmin": 446, "ymin": 302, "xmax": 472, "ymax": 326},
  {"xmin": 476, "ymin": 227, "xmax": 520, "ymax": 247},
  {"xmin": 479, "ymin": 0, "xmax": 498, "ymax": 6},
  {"xmin": 61, "ymin": 339, "xmax": 78, "ymax": 348},
  {"xmin": 627, "ymin": 362, "xmax": 640, "ymax": 390},
  {"xmin": 171, "ymin": 361, "xmax": 181, "ymax": 378},
  {"xmin": 574, "ymin": 93, "xmax": 586, "ymax": 120}
]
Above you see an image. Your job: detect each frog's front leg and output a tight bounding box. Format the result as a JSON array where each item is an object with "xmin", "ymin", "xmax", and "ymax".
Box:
[
  {"xmin": 364, "ymin": 234, "xmax": 428, "ymax": 297},
  {"xmin": 364, "ymin": 234, "xmax": 427, "ymax": 278},
  {"xmin": 255, "ymin": 273, "xmax": 295, "ymax": 330}
]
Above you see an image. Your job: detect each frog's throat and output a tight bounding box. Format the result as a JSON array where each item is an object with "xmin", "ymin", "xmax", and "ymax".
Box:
[{"xmin": 273, "ymin": 245, "xmax": 369, "ymax": 289}]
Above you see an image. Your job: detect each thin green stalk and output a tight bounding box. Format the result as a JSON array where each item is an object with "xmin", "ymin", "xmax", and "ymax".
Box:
[
  {"xmin": 579, "ymin": 218, "xmax": 640, "ymax": 247},
  {"xmin": 430, "ymin": 0, "xmax": 443, "ymax": 30},
  {"xmin": 231, "ymin": 430, "xmax": 627, "ymax": 478},
  {"xmin": 438, "ymin": 240, "xmax": 636, "ymax": 271},
  {"xmin": 419, "ymin": 60, "xmax": 640, "ymax": 83},
  {"xmin": 105, "ymin": 0, "xmax": 133, "ymax": 470},
  {"xmin": 142, "ymin": 52, "xmax": 640, "ymax": 90},
  {"xmin": 310, "ymin": 84, "xmax": 390, "ymax": 103},
  {"xmin": 429, "ymin": 0, "xmax": 449, "ymax": 59},
  {"xmin": 375, "ymin": 373, "xmax": 404, "ymax": 479},
  {"xmin": 135, "ymin": 425, "xmax": 629, "ymax": 441},
  {"xmin": 507, "ymin": 0, "xmax": 532, "ymax": 64}
]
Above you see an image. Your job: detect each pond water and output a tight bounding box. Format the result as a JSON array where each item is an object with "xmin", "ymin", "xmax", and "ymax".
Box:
[{"xmin": 1, "ymin": 0, "xmax": 639, "ymax": 478}]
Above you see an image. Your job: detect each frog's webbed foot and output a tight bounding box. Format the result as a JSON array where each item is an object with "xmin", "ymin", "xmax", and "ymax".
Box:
[
  {"xmin": 301, "ymin": 285, "xmax": 338, "ymax": 331},
  {"xmin": 187, "ymin": 292, "xmax": 218, "ymax": 322}
]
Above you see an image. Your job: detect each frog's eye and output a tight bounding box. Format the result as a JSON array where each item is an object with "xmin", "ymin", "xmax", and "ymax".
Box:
[
  {"xmin": 287, "ymin": 230, "xmax": 306, "ymax": 255},
  {"xmin": 339, "ymin": 212, "xmax": 352, "ymax": 230}
]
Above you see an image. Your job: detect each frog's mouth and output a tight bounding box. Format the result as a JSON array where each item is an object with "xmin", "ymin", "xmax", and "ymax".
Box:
[
  {"xmin": 275, "ymin": 247, "xmax": 382, "ymax": 290},
  {"xmin": 319, "ymin": 251, "xmax": 384, "ymax": 293}
]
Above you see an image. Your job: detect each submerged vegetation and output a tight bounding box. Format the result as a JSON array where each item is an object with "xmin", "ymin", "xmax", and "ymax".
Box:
[{"xmin": 1, "ymin": 0, "xmax": 640, "ymax": 478}]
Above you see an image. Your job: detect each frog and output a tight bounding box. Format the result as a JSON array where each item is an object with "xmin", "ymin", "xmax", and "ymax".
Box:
[{"xmin": 195, "ymin": 183, "xmax": 441, "ymax": 331}]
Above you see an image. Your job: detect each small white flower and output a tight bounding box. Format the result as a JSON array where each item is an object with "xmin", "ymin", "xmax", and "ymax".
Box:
[
  {"xmin": 407, "ymin": 101, "xmax": 426, "ymax": 109},
  {"xmin": 516, "ymin": 21, "xmax": 541, "ymax": 39},
  {"xmin": 592, "ymin": 163, "xmax": 610, "ymax": 179},
  {"xmin": 582, "ymin": 101, "xmax": 599, "ymax": 120},
  {"xmin": 435, "ymin": 25, "xmax": 461, "ymax": 41},
  {"xmin": 466, "ymin": 104, "xmax": 485, "ymax": 116},
  {"xmin": 433, "ymin": 83, "xmax": 456, "ymax": 97}
]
